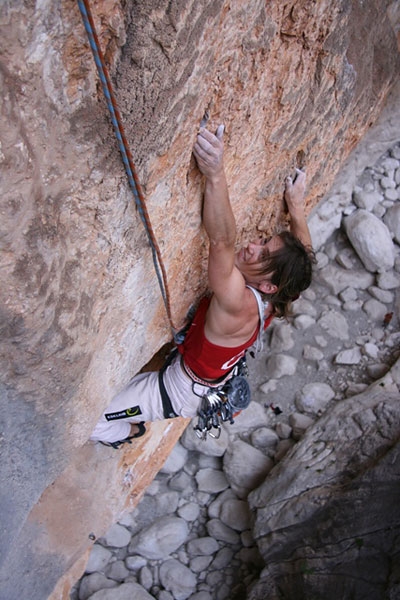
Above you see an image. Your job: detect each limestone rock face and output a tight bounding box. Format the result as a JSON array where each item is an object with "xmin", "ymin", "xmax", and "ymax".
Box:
[
  {"xmin": 0, "ymin": 0, "xmax": 399, "ymax": 598},
  {"xmin": 248, "ymin": 375, "xmax": 400, "ymax": 600}
]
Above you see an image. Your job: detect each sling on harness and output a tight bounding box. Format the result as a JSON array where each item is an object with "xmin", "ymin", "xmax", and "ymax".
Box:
[{"xmin": 159, "ymin": 349, "xmax": 179, "ymax": 419}]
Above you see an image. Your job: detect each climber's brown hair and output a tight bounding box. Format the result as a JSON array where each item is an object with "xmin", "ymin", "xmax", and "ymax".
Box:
[{"xmin": 257, "ymin": 231, "xmax": 315, "ymax": 318}]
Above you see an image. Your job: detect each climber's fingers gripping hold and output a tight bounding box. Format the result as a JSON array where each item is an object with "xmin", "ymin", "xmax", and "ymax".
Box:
[
  {"xmin": 193, "ymin": 125, "xmax": 225, "ymax": 179},
  {"xmin": 284, "ymin": 168, "xmax": 306, "ymax": 213}
]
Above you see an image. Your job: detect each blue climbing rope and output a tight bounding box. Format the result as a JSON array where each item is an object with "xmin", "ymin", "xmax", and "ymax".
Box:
[{"xmin": 77, "ymin": 0, "xmax": 176, "ymax": 332}]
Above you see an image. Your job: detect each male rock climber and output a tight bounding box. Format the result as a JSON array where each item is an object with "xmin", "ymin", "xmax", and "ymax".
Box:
[{"xmin": 90, "ymin": 125, "xmax": 314, "ymax": 448}]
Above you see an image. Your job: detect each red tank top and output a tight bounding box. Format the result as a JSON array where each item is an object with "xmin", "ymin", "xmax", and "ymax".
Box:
[{"xmin": 178, "ymin": 295, "xmax": 272, "ymax": 380}]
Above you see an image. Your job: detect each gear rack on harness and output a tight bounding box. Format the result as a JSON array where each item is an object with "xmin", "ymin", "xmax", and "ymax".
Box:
[{"xmin": 193, "ymin": 356, "xmax": 251, "ymax": 440}]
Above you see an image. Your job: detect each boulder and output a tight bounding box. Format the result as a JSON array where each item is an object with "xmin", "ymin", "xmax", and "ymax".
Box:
[
  {"xmin": 295, "ymin": 382, "xmax": 335, "ymax": 416},
  {"xmin": 159, "ymin": 559, "xmax": 197, "ymax": 600},
  {"xmin": 343, "ymin": 209, "xmax": 395, "ymax": 272},
  {"xmin": 248, "ymin": 380, "xmax": 400, "ymax": 600},
  {"xmin": 223, "ymin": 440, "xmax": 274, "ymax": 496},
  {"xmin": 89, "ymin": 583, "xmax": 155, "ymax": 600},
  {"xmin": 129, "ymin": 517, "xmax": 189, "ymax": 560}
]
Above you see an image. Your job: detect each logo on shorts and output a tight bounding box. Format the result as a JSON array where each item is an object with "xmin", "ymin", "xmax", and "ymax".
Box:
[{"xmin": 105, "ymin": 405, "xmax": 142, "ymax": 421}]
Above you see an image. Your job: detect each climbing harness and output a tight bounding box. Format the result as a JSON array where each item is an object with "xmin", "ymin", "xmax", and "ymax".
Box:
[
  {"xmin": 77, "ymin": 0, "xmax": 177, "ymax": 334},
  {"xmin": 157, "ymin": 347, "xmax": 252, "ymax": 439}
]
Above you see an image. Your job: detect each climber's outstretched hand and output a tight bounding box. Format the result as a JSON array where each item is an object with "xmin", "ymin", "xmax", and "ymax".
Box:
[
  {"xmin": 284, "ymin": 168, "xmax": 307, "ymax": 215},
  {"xmin": 284, "ymin": 168, "xmax": 312, "ymax": 248},
  {"xmin": 193, "ymin": 125, "xmax": 225, "ymax": 180}
]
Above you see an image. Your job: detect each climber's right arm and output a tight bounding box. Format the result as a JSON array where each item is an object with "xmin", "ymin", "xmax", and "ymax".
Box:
[{"xmin": 193, "ymin": 126, "xmax": 247, "ymax": 314}]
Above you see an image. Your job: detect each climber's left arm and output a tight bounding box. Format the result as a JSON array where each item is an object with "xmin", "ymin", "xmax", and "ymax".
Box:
[{"xmin": 284, "ymin": 169, "xmax": 313, "ymax": 249}]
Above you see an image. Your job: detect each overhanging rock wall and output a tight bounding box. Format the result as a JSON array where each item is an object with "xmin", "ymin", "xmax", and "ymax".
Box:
[{"xmin": 0, "ymin": 1, "xmax": 399, "ymax": 598}]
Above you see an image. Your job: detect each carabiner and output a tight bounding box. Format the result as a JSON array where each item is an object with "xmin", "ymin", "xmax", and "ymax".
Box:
[
  {"xmin": 194, "ymin": 426, "xmax": 207, "ymax": 440},
  {"xmin": 209, "ymin": 424, "xmax": 221, "ymax": 439}
]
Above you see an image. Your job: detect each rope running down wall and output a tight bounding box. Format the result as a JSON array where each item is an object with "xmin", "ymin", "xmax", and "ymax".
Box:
[{"xmin": 77, "ymin": 0, "xmax": 177, "ymax": 333}]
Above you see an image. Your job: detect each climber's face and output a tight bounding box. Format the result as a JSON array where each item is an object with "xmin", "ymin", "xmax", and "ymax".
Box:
[{"xmin": 235, "ymin": 235, "xmax": 282, "ymax": 292}]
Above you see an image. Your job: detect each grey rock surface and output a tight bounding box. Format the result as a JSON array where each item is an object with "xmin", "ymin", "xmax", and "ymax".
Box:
[
  {"xmin": 206, "ymin": 519, "xmax": 240, "ymax": 545},
  {"xmin": 295, "ymin": 382, "xmax": 335, "ymax": 416},
  {"xmin": 160, "ymin": 442, "xmax": 189, "ymax": 474},
  {"xmin": 186, "ymin": 537, "xmax": 220, "ymax": 557},
  {"xmin": 248, "ymin": 388, "xmax": 400, "ymax": 600},
  {"xmin": 384, "ymin": 203, "xmax": 400, "ymax": 243},
  {"xmin": 219, "ymin": 499, "xmax": 251, "ymax": 531},
  {"xmin": 195, "ymin": 469, "xmax": 229, "ymax": 494},
  {"xmin": 85, "ymin": 545, "xmax": 112, "ymax": 574}
]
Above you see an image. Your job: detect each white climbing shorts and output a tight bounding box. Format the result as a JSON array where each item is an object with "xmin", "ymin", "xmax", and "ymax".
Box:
[{"xmin": 90, "ymin": 353, "xmax": 208, "ymax": 444}]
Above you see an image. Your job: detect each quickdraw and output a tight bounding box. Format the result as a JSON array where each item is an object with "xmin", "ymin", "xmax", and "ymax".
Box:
[{"xmin": 193, "ymin": 356, "xmax": 251, "ymax": 440}]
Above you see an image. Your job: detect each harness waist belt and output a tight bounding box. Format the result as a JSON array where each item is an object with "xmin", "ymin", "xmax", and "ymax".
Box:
[{"xmin": 182, "ymin": 359, "xmax": 235, "ymax": 388}]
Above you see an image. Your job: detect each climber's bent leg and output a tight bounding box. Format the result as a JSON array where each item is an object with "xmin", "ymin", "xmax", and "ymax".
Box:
[
  {"xmin": 90, "ymin": 353, "xmax": 205, "ymax": 444},
  {"xmin": 90, "ymin": 370, "xmax": 165, "ymax": 443}
]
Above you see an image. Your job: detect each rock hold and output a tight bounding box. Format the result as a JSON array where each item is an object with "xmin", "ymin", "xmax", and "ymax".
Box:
[
  {"xmin": 206, "ymin": 519, "xmax": 240, "ymax": 545},
  {"xmin": 102, "ymin": 524, "xmax": 131, "ymax": 548},
  {"xmin": 195, "ymin": 469, "xmax": 229, "ymax": 494},
  {"xmin": 219, "ymin": 499, "xmax": 252, "ymax": 532},
  {"xmin": 78, "ymin": 573, "xmax": 118, "ymax": 600},
  {"xmin": 85, "ymin": 545, "xmax": 113, "ymax": 574},
  {"xmin": 317, "ymin": 309, "xmax": 349, "ymax": 339},
  {"xmin": 186, "ymin": 537, "xmax": 220, "ymax": 557}
]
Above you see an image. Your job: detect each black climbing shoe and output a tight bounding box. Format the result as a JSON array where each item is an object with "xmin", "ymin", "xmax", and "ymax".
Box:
[{"xmin": 99, "ymin": 422, "xmax": 146, "ymax": 449}]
